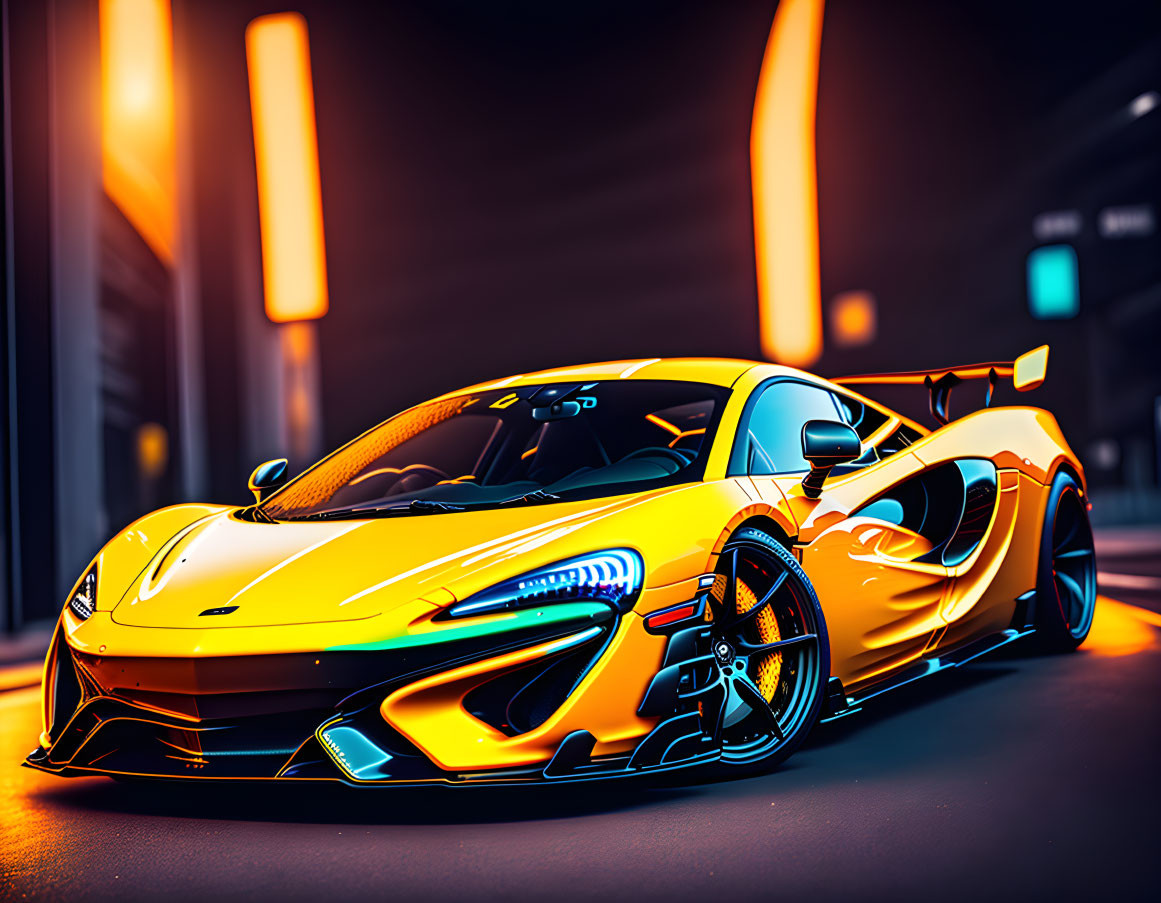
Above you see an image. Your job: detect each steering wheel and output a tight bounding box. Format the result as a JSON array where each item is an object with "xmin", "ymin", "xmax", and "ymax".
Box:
[{"xmin": 620, "ymin": 446, "xmax": 691, "ymax": 471}]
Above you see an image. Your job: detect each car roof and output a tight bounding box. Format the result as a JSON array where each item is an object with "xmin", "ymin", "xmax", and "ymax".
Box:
[
  {"xmin": 438, "ymin": 357, "xmax": 809, "ymax": 399},
  {"xmin": 431, "ymin": 357, "xmax": 924, "ymax": 438}
]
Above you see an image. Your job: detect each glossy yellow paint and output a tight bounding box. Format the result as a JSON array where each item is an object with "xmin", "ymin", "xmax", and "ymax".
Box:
[
  {"xmin": 775, "ymin": 407, "xmax": 1077, "ymax": 691},
  {"xmin": 42, "ymin": 354, "xmax": 1084, "ymax": 777},
  {"xmin": 804, "ymin": 515, "xmax": 947, "ymax": 687},
  {"xmin": 937, "ymin": 471, "xmax": 1045, "ymax": 650},
  {"xmin": 381, "ymin": 613, "xmax": 665, "ymax": 771},
  {"xmin": 90, "ymin": 504, "xmax": 231, "ymax": 612}
]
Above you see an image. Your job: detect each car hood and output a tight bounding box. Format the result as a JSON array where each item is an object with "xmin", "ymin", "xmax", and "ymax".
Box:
[{"xmin": 110, "ymin": 494, "xmax": 662, "ymax": 629}]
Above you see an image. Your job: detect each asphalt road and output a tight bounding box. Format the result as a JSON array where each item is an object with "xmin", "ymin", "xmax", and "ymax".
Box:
[{"xmin": 3, "ymin": 531, "xmax": 1159, "ymax": 902}]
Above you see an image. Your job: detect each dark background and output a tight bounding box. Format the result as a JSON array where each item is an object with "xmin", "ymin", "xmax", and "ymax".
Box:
[
  {"xmin": 3, "ymin": 0, "xmax": 1160, "ymax": 630},
  {"xmin": 189, "ymin": 0, "xmax": 1161, "ymax": 480}
]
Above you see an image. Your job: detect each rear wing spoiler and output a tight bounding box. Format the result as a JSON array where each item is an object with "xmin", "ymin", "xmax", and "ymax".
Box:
[{"xmin": 833, "ymin": 345, "xmax": 1049, "ymax": 426}]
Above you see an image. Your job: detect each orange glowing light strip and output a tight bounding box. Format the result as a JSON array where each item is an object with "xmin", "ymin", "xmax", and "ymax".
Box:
[
  {"xmin": 668, "ymin": 428, "xmax": 705, "ymax": 449},
  {"xmin": 646, "ymin": 414, "xmax": 705, "ymax": 448},
  {"xmin": 99, "ymin": 0, "xmax": 178, "ymax": 263},
  {"xmin": 245, "ymin": 13, "xmax": 329, "ymax": 322},
  {"xmin": 645, "ymin": 414, "xmax": 681, "ymax": 436},
  {"xmin": 751, "ymin": 0, "xmax": 826, "ymax": 367}
]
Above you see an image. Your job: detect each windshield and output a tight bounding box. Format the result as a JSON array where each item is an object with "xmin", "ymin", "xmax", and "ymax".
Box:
[{"xmin": 263, "ymin": 380, "xmax": 729, "ymax": 520}]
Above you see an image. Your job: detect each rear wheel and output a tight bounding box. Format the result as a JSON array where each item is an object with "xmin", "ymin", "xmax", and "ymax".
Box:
[
  {"xmin": 1034, "ymin": 471, "xmax": 1097, "ymax": 651},
  {"xmin": 701, "ymin": 527, "xmax": 829, "ymax": 776}
]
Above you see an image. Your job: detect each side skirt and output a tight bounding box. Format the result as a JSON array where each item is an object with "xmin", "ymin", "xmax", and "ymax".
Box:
[{"xmin": 820, "ymin": 624, "xmax": 1036, "ymax": 723}]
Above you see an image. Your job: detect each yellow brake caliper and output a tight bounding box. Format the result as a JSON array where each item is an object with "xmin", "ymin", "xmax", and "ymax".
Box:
[{"xmin": 710, "ymin": 574, "xmax": 782, "ymax": 701}]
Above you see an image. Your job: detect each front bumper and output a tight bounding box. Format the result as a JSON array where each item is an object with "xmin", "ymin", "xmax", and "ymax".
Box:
[
  {"xmin": 27, "ymin": 626, "xmax": 451, "ymax": 783},
  {"xmin": 28, "ymin": 588, "xmax": 728, "ymax": 786}
]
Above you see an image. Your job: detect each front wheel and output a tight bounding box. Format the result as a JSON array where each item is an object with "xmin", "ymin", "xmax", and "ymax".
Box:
[
  {"xmin": 1033, "ymin": 471, "xmax": 1097, "ymax": 651},
  {"xmin": 700, "ymin": 527, "xmax": 830, "ymax": 777}
]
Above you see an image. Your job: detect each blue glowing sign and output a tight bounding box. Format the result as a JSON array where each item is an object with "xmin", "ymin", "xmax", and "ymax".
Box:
[{"xmin": 1027, "ymin": 245, "xmax": 1079, "ymax": 319}]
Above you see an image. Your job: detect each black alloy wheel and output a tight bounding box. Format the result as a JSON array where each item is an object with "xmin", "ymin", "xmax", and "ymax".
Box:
[
  {"xmin": 1035, "ymin": 471, "xmax": 1097, "ymax": 651},
  {"xmin": 699, "ymin": 527, "xmax": 830, "ymax": 773}
]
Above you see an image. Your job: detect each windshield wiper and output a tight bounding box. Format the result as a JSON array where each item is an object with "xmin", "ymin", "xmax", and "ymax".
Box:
[
  {"xmin": 304, "ymin": 499, "xmax": 466, "ymax": 521},
  {"xmin": 295, "ymin": 492, "xmax": 560, "ymax": 522},
  {"xmin": 500, "ymin": 490, "xmax": 562, "ymax": 505},
  {"xmin": 407, "ymin": 499, "xmax": 466, "ymax": 512},
  {"xmin": 248, "ymin": 506, "xmax": 277, "ymax": 524},
  {"xmin": 236, "ymin": 504, "xmax": 277, "ymax": 523}
]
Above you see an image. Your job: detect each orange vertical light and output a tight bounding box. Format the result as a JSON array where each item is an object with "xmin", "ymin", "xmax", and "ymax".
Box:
[
  {"xmin": 100, "ymin": 0, "xmax": 178, "ymax": 263},
  {"xmin": 245, "ymin": 13, "xmax": 329, "ymax": 323},
  {"xmin": 751, "ymin": 0, "xmax": 826, "ymax": 367}
]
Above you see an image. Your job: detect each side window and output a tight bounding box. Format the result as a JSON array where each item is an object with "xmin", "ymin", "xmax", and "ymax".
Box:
[
  {"xmin": 832, "ymin": 392, "xmax": 889, "ymax": 441},
  {"xmin": 832, "ymin": 391, "xmax": 890, "ymax": 467},
  {"xmin": 745, "ymin": 382, "xmax": 843, "ymax": 474},
  {"xmin": 878, "ymin": 423, "xmax": 923, "ymax": 457}
]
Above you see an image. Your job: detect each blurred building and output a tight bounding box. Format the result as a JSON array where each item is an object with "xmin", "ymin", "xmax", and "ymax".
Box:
[
  {"xmin": 2, "ymin": 0, "xmax": 300, "ymax": 629},
  {"xmin": 811, "ymin": 14, "xmax": 1161, "ymax": 524},
  {"xmin": 2, "ymin": 0, "xmax": 1159, "ymax": 632}
]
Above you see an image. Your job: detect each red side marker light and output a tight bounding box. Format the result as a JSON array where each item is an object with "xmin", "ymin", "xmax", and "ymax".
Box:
[{"xmin": 645, "ymin": 602, "xmax": 701, "ymax": 632}]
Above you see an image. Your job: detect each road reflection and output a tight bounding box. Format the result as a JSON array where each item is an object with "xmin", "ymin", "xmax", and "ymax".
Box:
[
  {"xmin": 1084, "ymin": 595, "xmax": 1161, "ymax": 657},
  {"xmin": 1, "ymin": 594, "xmax": 1159, "ymax": 894}
]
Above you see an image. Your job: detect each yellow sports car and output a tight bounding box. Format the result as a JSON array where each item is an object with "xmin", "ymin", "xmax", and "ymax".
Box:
[{"xmin": 27, "ymin": 346, "xmax": 1096, "ymax": 786}]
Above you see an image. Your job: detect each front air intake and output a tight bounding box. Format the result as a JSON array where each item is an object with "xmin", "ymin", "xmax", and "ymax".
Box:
[{"xmin": 463, "ymin": 628, "xmax": 609, "ymax": 735}]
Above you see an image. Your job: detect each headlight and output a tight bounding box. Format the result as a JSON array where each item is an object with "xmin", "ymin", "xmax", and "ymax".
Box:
[
  {"xmin": 446, "ymin": 549, "xmax": 643, "ymax": 618},
  {"xmin": 68, "ymin": 566, "xmax": 97, "ymax": 621}
]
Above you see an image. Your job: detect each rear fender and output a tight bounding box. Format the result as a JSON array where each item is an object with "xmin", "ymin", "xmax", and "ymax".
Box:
[{"xmin": 906, "ymin": 407, "xmax": 1083, "ymax": 489}]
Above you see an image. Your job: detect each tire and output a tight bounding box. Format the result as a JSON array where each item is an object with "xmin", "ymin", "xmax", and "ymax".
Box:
[
  {"xmin": 700, "ymin": 527, "xmax": 831, "ymax": 778},
  {"xmin": 1033, "ymin": 471, "xmax": 1097, "ymax": 652}
]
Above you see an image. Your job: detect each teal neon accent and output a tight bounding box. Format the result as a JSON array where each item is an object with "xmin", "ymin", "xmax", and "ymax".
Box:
[
  {"xmin": 320, "ymin": 726, "xmax": 392, "ymax": 780},
  {"xmin": 324, "ymin": 601, "xmax": 610, "ymax": 652},
  {"xmin": 1027, "ymin": 244, "xmax": 1079, "ymax": 319},
  {"xmin": 539, "ymin": 625, "xmax": 604, "ymax": 653}
]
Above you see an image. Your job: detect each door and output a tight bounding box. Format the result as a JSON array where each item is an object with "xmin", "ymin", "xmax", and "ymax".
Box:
[{"xmin": 734, "ymin": 379, "xmax": 951, "ymax": 690}]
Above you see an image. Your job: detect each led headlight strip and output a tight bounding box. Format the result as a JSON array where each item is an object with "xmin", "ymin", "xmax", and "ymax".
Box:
[
  {"xmin": 69, "ymin": 567, "xmax": 97, "ymax": 621},
  {"xmin": 446, "ymin": 549, "xmax": 644, "ymax": 618}
]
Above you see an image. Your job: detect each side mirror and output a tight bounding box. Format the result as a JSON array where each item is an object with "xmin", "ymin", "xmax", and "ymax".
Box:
[
  {"xmin": 248, "ymin": 458, "xmax": 288, "ymax": 503},
  {"xmin": 800, "ymin": 421, "xmax": 860, "ymax": 499}
]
